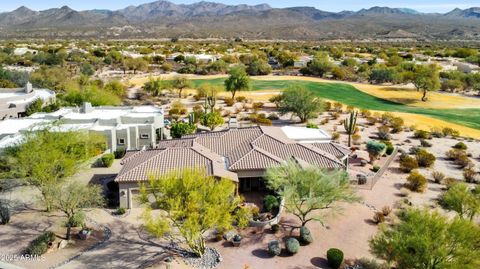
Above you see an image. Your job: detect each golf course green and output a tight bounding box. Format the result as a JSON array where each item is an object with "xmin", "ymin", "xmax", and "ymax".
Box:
[{"xmin": 191, "ymin": 78, "xmax": 480, "ymax": 130}]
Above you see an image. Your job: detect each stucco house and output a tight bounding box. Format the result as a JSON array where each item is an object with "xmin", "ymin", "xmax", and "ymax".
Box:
[
  {"xmin": 0, "ymin": 103, "xmax": 165, "ymax": 153},
  {"xmin": 116, "ymin": 126, "xmax": 350, "ymax": 208},
  {"xmin": 0, "ymin": 82, "xmax": 56, "ymax": 119}
]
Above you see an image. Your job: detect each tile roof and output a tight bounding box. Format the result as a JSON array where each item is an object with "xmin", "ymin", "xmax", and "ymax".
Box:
[{"xmin": 116, "ymin": 126, "xmax": 349, "ymax": 183}]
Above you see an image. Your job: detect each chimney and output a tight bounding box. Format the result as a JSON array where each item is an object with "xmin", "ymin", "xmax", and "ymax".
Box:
[
  {"xmin": 81, "ymin": 102, "xmax": 93, "ymax": 113},
  {"xmin": 25, "ymin": 82, "xmax": 33, "ymax": 93}
]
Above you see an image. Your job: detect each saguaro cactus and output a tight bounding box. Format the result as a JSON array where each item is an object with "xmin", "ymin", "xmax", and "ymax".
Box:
[
  {"xmin": 203, "ymin": 96, "xmax": 217, "ymax": 113},
  {"xmin": 343, "ymin": 111, "xmax": 358, "ymax": 147}
]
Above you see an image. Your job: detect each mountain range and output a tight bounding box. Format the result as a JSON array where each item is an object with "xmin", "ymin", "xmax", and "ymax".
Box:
[{"xmin": 0, "ymin": 1, "xmax": 479, "ymax": 40}]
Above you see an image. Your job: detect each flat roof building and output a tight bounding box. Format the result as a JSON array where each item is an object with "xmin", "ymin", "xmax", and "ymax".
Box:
[{"xmin": 0, "ymin": 82, "xmax": 56, "ymax": 119}]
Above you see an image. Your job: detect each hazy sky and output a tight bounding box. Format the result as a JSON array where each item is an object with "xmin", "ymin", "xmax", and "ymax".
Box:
[{"xmin": 1, "ymin": 0, "xmax": 479, "ymax": 13}]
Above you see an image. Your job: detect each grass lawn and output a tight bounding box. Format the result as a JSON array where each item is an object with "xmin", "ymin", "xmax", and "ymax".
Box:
[{"xmin": 191, "ymin": 78, "xmax": 480, "ymax": 131}]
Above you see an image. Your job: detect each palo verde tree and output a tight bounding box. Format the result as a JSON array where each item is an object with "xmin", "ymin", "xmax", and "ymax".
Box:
[
  {"xmin": 440, "ymin": 183, "xmax": 480, "ymax": 221},
  {"xmin": 224, "ymin": 65, "xmax": 251, "ymax": 99},
  {"xmin": 370, "ymin": 208, "xmax": 480, "ymax": 269},
  {"xmin": 172, "ymin": 76, "xmax": 192, "ymax": 98},
  {"xmin": 265, "ymin": 160, "xmax": 360, "ymax": 227},
  {"xmin": 139, "ymin": 169, "xmax": 249, "ymax": 257},
  {"xmin": 8, "ymin": 128, "xmax": 106, "ymax": 211},
  {"xmin": 54, "ymin": 181, "xmax": 104, "ymax": 240},
  {"xmin": 143, "ymin": 77, "xmax": 171, "ymax": 97},
  {"xmin": 201, "ymin": 111, "xmax": 224, "ymax": 131},
  {"xmin": 412, "ymin": 64, "xmax": 440, "ymax": 102},
  {"xmin": 277, "ymin": 85, "xmax": 324, "ymax": 123},
  {"xmin": 343, "ymin": 111, "xmax": 358, "ymax": 147}
]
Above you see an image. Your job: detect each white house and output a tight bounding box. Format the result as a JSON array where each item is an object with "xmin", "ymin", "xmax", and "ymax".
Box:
[
  {"xmin": 0, "ymin": 103, "xmax": 165, "ymax": 153},
  {"xmin": 0, "ymin": 82, "xmax": 56, "ymax": 119}
]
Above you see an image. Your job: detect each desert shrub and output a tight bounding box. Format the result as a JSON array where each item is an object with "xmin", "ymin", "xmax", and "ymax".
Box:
[
  {"xmin": 263, "ymin": 195, "xmax": 280, "ymax": 212},
  {"xmin": 116, "ymin": 207, "xmax": 126, "ymax": 215},
  {"xmin": 252, "ymin": 102, "xmax": 264, "ymax": 111},
  {"xmin": 285, "ymin": 238, "xmax": 300, "ymax": 255},
  {"xmin": 430, "ymin": 128, "xmax": 445, "ymax": 138},
  {"xmin": 324, "ymin": 101, "xmax": 332, "ymax": 111},
  {"xmin": 236, "ymin": 96, "xmax": 247, "ymax": 103},
  {"xmin": 352, "ymin": 133, "xmax": 361, "ymax": 145},
  {"xmin": 409, "ymin": 146, "xmax": 421, "ymax": 155},
  {"xmin": 373, "ymin": 211, "xmax": 385, "ymax": 224},
  {"xmin": 267, "ymin": 113, "xmax": 279, "ymax": 120},
  {"xmin": 366, "ymin": 140, "xmax": 386, "ymax": 163},
  {"xmin": 420, "ymin": 139, "xmax": 432, "ymax": 148},
  {"xmin": 331, "ymin": 112, "xmax": 341, "ymax": 120},
  {"xmin": 27, "ymin": 231, "xmax": 56, "ymax": 255},
  {"xmin": 366, "ymin": 116, "xmax": 377, "ymax": 125},
  {"xmin": 271, "ymin": 224, "xmax": 280, "ymax": 233},
  {"xmin": 385, "ymin": 143, "xmax": 395, "ymax": 155},
  {"xmin": 415, "ymin": 149, "xmax": 436, "ymax": 167},
  {"xmin": 306, "ymin": 122, "xmax": 319, "ymax": 129},
  {"xmin": 346, "ymin": 105, "xmax": 355, "ymax": 113},
  {"xmin": 332, "ymin": 132, "xmax": 340, "ymax": 141},
  {"xmin": 390, "ymin": 117, "xmax": 404, "ymax": 133},
  {"xmin": 406, "ymin": 171, "xmax": 428, "ymax": 192},
  {"xmin": 300, "ymin": 226, "xmax": 313, "ymax": 244},
  {"xmin": 431, "ymin": 171, "xmax": 446, "ymax": 184},
  {"xmin": 0, "ymin": 203, "xmax": 10, "ymax": 225},
  {"xmin": 320, "ymin": 118, "xmax": 329, "ymax": 125},
  {"xmin": 446, "ymin": 149, "xmax": 464, "ymax": 160},
  {"xmin": 453, "ymin": 142, "xmax": 467, "ymax": 150},
  {"xmin": 360, "ymin": 109, "xmax": 372, "ymax": 117},
  {"xmin": 377, "ymin": 126, "xmax": 391, "ymax": 140},
  {"xmin": 223, "ymin": 97, "xmax": 235, "ymax": 106},
  {"xmin": 463, "ymin": 166, "xmax": 477, "ymax": 183},
  {"xmin": 333, "ymin": 102, "xmax": 343, "ymax": 112},
  {"xmin": 327, "ymin": 248, "xmax": 344, "ymax": 269},
  {"xmin": 414, "ymin": 130, "xmax": 431, "ymax": 139},
  {"xmin": 101, "ymin": 153, "xmax": 115, "ymax": 168},
  {"xmin": 267, "ymin": 240, "xmax": 281, "ymax": 256},
  {"xmin": 114, "ymin": 149, "xmax": 126, "ymax": 159},
  {"xmin": 381, "ymin": 206, "xmax": 392, "ymax": 216},
  {"xmin": 443, "ymin": 177, "xmax": 458, "ymax": 189},
  {"xmin": 372, "ymin": 165, "xmax": 381, "ymax": 172},
  {"xmin": 399, "ymin": 156, "xmax": 419, "ymax": 173},
  {"xmin": 381, "ymin": 112, "xmax": 395, "ymax": 124},
  {"xmin": 442, "ymin": 127, "xmax": 460, "ymax": 138}
]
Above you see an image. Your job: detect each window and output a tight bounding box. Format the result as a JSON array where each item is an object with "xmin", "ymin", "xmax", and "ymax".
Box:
[
  {"xmin": 140, "ymin": 133, "xmax": 150, "ymax": 139},
  {"xmin": 118, "ymin": 138, "xmax": 125, "ymax": 145}
]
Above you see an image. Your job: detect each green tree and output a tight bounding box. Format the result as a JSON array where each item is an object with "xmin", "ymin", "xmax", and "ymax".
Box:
[
  {"xmin": 54, "ymin": 181, "xmax": 104, "ymax": 240},
  {"xmin": 224, "ymin": 66, "xmax": 251, "ymax": 99},
  {"xmin": 413, "ymin": 64, "xmax": 440, "ymax": 102},
  {"xmin": 441, "ymin": 183, "xmax": 480, "ymax": 221},
  {"xmin": 370, "ymin": 208, "xmax": 480, "ymax": 269},
  {"xmin": 277, "ymin": 85, "xmax": 324, "ymax": 123},
  {"xmin": 246, "ymin": 59, "xmax": 272, "ymax": 76},
  {"xmin": 143, "ymin": 77, "xmax": 170, "ymax": 97},
  {"xmin": 123, "ymin": 58, "xmax": 148, "ymax": 74},
  {"xmin": 104, "ymin": 80, "xmax": 126, "ymax": 97},
  {"xmin": 369, "ymin": 68, "xmax": 395, "ymax": 84},
  {"xmin": 139, "ymin": 169, "xmax": 249, "ymax": 257},
  {"xmin": 172, "ymin": 76, "xmax": 192, "ymax": 98},
  {"xmin": 366, "ymin": 140, "xmax": 386, "ymax": 164},
  {"xmin": 8, "ymin": 129, "xmax": 106, "ymax": 211},
  {"xmin": 265, "ymin": 161, "xmax": 360, "ymax": 227},
  {"xmin": 171, "ymin": 122, "xmax": 197, "ymax": 138},
  {"xmin": 80, "ymin": 63, "xmax": 95, "ymax": 76},
  {"xmin": 201, "ymin": 112, "xmax": 224, "ymax": 131}
]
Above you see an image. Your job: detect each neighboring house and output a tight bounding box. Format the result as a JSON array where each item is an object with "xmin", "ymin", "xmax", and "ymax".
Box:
[
  {"xmin": 0, "ymin": 82, "xmax": 56, "ymax": 120},
  {"xmin": 294, "ymin": 56, "xmax": 313, "ymax": 68},
  {"xmin": 0, "ymin": 102, "xmax": 165, "ymax": 153},
  {"xmin": 13, "ymin": 48, "xmax": 38, "ymax": 56},
  {"xmin": 453, "ymin": 62, "xmax": 480, "ymax": 74},
  {"xmin": 116, "ymin": 126, "xmax": 350, "ymax": 208}
]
